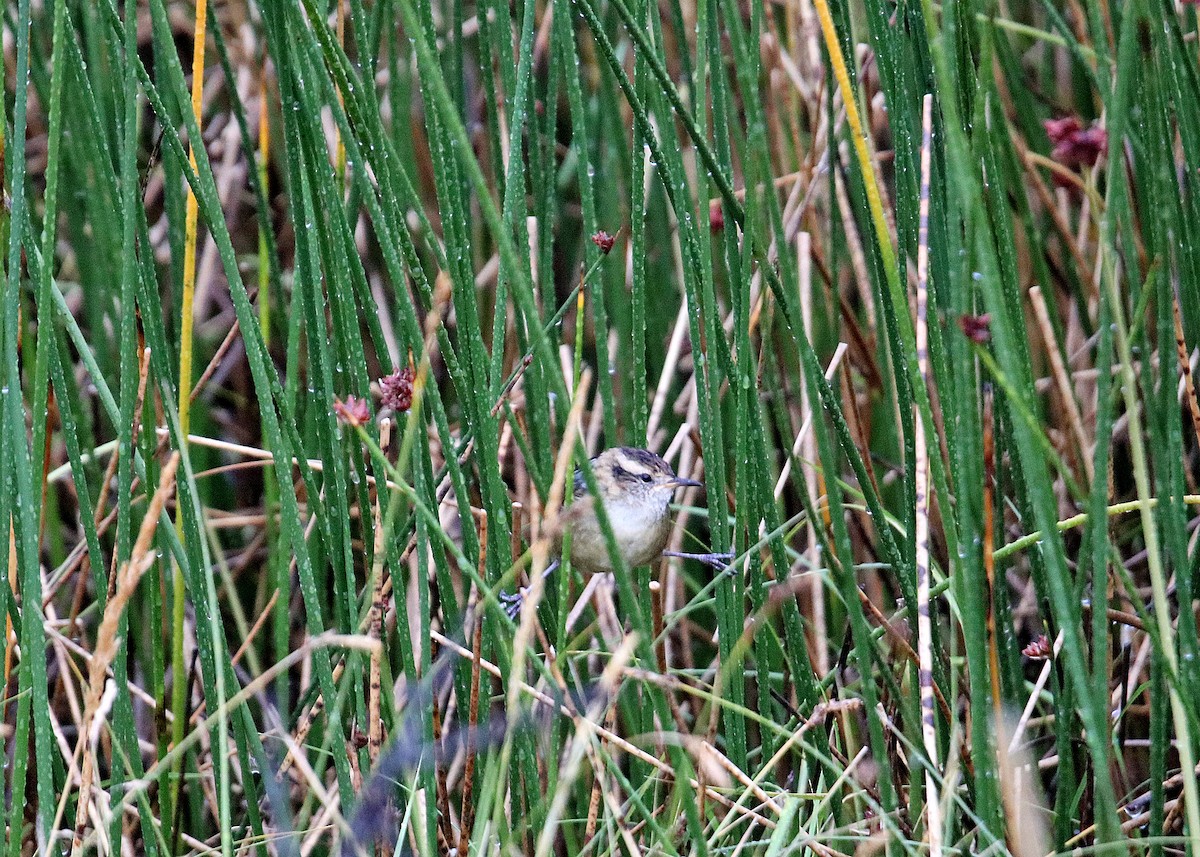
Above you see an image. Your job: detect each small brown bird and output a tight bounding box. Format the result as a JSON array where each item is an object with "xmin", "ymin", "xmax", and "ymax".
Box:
[
  {"xmin": 501, "ymin": 447, "xmax": 713, "ymax": 618},
  {"xmin": 556, "ymin": 446, "xmax": 702, "ymax": 574}
]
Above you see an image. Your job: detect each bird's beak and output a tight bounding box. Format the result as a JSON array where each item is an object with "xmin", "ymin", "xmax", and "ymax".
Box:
[{"xmin": 669, "ymin": 477, "xmax": 703, "ymax": 489}]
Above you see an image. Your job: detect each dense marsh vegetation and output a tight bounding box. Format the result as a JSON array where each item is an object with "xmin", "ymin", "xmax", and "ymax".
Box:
[{"xmin": 4, "ymin": 0, "xmax": 1200, "ymax": 854}]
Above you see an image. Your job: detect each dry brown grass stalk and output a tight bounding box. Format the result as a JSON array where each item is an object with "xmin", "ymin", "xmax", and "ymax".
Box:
[{"xmin": 70, "ymin": 450, "xmax": 180, "ymax": 857}]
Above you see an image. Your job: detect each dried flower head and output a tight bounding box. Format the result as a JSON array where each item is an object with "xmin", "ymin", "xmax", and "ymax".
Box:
[
  {"xmin": 709, "ymin": 199, "xmax": 725, "ymax": 233},
  {"xmin": 380, "ymin": 366, "xmax": 415, "ymax": 413},
  {"xmin": 1044, "ymin": 116, "xmax": 1107, "ymax": 168},
  {"xmin": 591, "ymin": 230, "xmax": 616, "ymax": 254},
  {"xmin": 1022, "ymin": 635, "xmax": 1053, "ymax": 661},
  {"xmin": 333, "ymin": 395, "xmax": 371, "ymax": 428},
  {"xmin": 958, "ymin": 313, "xmax": 992, "ymax": 344}
]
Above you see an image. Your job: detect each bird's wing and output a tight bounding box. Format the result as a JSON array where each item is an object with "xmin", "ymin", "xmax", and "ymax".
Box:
[{"xmin": 572, "ymin": 468, "xmax": 589, "ymax": 499}]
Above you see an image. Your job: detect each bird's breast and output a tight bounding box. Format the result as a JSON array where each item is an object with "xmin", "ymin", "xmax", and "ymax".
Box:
[{"xmin": 560, "ymin": 496, "xmax": 672, "ymax": 573}]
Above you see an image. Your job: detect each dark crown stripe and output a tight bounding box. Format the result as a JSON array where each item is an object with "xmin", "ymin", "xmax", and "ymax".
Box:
[{"xmin": 616, "ymin": 446, "xmax": 672, "ymax": 475}]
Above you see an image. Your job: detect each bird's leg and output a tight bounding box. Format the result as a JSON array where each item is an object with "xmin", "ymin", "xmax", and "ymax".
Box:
[
  {"xmin": 661, "ymin": 550, "xmax": 735, "ymax": 570},
  {"xmin": 499, "ymin": 559, "xmax": 561, "ymax": 620}
]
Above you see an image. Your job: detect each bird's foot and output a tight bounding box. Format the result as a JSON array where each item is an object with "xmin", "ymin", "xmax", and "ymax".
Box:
[
  {"xmin": 498, "ymin": 587, "xmax": 527, "ymax": 621},
  {"xmin": 662, "ymin": 550, "xmax": 736, "ymax": 570},
  {"xmin": 498, "ymin": 559, "xmax": 561, "ymax": 621}
]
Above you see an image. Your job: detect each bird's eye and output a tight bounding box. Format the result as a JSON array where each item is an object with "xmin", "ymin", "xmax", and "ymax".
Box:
[{"xmin": 641, "ymin": 474, "xmax": 653, "ymax": 484}]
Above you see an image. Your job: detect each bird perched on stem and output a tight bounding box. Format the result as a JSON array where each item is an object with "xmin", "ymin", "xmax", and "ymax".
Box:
[
  {"xmin": 557, "ymin": 446, "xmax": 701, "ymax": 573},
  {"xmin": 501, "ymin": 447, "xmax": 728, "ymax": 618}
]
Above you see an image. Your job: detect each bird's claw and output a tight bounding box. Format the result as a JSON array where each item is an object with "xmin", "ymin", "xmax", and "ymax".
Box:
[
  {"xmin": 499, "ymin": 587, "xmax": 527, "ymax": 620},
  {"xmin": 499, "ymin": 560, "xmax": 560, "ymax": 621},
  {"xmin": 662, "ymin": 550, "xmax": 736, "ymax": 570}
]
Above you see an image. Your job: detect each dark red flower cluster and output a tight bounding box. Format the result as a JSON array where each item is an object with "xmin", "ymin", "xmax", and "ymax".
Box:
[
  {"xmin": 380, "ymin": 366, "xmax": 415, "ymax": 413},
  {"xmin": 1022, "ymin": 635, "xmax": 1053, "ymax": 661},
  {"xmin": 709, "ymin": 199, "xmax": 725, "ymax": 233},
  {"xmin": 958, "ymin": 313, "xmax": 992, "ymax": 344},
  {"xmin": 591, "ymin": 230, "xmax": 616, "ymax": 254},
  {"xmin": 333, "ymin": 395, "xmax": 371, "ymax": 428},
  {"xmin": 1044, "ymin": 116, "xmax": 1107, "ymax": 168}
]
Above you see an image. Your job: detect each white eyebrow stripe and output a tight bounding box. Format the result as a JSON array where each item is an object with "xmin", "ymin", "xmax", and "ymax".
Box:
[{"xmin": 614, "ymin": 455, "xmax": 655, "ymax": 476}]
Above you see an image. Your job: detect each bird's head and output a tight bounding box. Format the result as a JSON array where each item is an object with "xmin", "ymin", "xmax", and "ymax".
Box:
[{"xmin": 585, "ymin": 447, "xmax": 702, "ymax": 511}]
